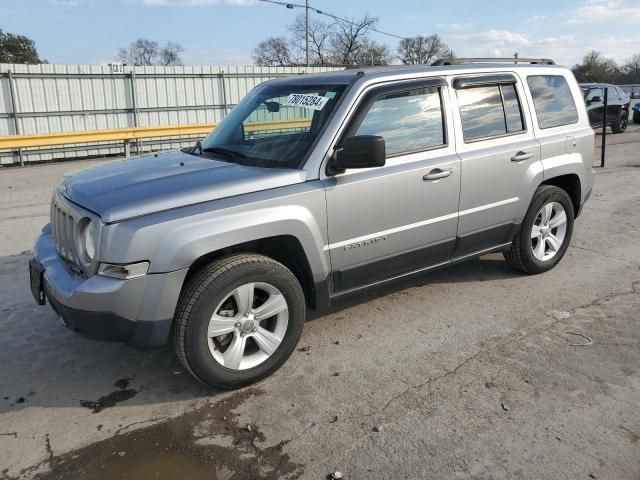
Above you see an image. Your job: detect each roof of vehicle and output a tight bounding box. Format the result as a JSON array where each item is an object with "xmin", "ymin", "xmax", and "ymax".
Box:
[
  {"xmin": 580, "ymin": 83, "xmax": 619, "ymax": 88},
  {"xmin": 265, "ymin": 63, "xmax": 564, "ymax": 87}
]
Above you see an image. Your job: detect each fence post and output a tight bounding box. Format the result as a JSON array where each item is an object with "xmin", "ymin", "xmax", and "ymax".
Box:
[
  {"xmin": 600, "ymin": 87, "xmax": 608, "ymax": 168},
  {"xmin": 7, "ymin": 70, "xmax": 24, "ymax": 166},
  {"xmin": 220, "ymin": 70, "xmax": 228, "ymax": 116},
  {"xmin": 129, "ymin": 70, "xmax": 140, "ymax": 156}
]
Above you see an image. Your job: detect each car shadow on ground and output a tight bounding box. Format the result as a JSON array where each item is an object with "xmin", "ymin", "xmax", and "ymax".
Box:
[{"xmin": 0, "ymin": 251, "xmax": 519, "ymax": 413}]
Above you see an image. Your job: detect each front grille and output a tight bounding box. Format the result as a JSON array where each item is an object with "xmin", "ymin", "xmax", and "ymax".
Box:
[{"xmin": 50, "ymin": 195, "xmax": 81, "ymax": 266}]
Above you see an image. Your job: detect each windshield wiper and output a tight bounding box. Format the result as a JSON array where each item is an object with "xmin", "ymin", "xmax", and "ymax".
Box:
[{"xmin": 202, "ymin": 146, "xmax": 249, "ymax": 160}]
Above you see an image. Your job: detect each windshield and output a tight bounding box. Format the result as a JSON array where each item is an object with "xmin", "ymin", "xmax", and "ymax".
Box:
[{"xmin": 200, "ymin": 83, "xmax": 346, "ymax": 169}]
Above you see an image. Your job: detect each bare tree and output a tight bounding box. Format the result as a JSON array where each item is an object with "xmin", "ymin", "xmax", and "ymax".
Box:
[
  {"xmin": 397, "ymin": 35, "xmax": 451, "ymax": 65},
  {"xmin": 160, "ymin": 42, "xmax": 184, "ymax": 66},
  {"xmin": 622, "ymin": 54, "xmax": 640, "ymax": 83},
  {"xmin": 118, "ymin": 38, "xmax": 158, "ymax": 66},
  {"xmin": 252, "ymin": 36, "xmax": 296, "ymax": 67},
  {"xmin": 352, "ymin": 39, "xmax": 393, "ymax": 66},
  {"xmin": 329, "ymin": 13, "xmax": 378, "ymax": 66},
  {"xmin": 572, "ymin": 50, "xmax": 620, "ymax": 83},
  {"xmin": 253, "ymin": 12, "xmax": 396, "ymax": 67},
  {"xmin": 117, "ymin": 38, "xmax": 183, "ymax": 66},
  {"xmin": 289, "ymin": 14, "xmax": 332, "ymax": 66}
]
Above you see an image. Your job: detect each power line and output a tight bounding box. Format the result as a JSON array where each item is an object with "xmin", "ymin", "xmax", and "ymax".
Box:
[{"xmin": 255, "ymin": 0, "xmax": 408, "ymax": 40}]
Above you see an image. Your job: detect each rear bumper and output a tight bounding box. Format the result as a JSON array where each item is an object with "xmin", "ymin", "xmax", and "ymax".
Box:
[{"xmin": 33, "ymin": 224, "xmax": 188, "ymax": 349}]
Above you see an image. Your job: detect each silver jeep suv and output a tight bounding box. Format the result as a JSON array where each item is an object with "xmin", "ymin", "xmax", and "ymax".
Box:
[{"xmin": 29, "ymin": 59, "xmax": 595, "ymax": 389}]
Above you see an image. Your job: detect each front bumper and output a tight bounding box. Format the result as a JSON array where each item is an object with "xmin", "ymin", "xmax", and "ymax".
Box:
[{"xmin": 32, "ymin": 225, "xmax": 188, "ymax": 349}]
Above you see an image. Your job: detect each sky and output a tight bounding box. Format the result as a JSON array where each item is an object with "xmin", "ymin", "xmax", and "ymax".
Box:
[{"xmin": 1, "ymin": 0, "xmax": 639, "ymax": 67}]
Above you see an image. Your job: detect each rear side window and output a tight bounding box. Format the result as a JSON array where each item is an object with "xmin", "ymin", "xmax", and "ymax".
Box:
[
  {"xmin": 527, "ymin": 75, "xmax": 579, "ymax": 129},
  {"xmin": 457, "ymin": 84, "xmax": 525, "ymax": 141},
  {"xmin": 355, "ymin": 87, "xmax": 445, "ymax": 156}
]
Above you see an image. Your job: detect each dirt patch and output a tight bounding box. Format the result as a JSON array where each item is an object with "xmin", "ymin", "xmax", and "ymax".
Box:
[{"xmin": 32, "ymin": 388, "xmax": 303, "ymax": 480}]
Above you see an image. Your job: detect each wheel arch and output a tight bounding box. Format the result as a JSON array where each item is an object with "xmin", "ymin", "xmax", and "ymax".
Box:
[
  {"xmin": 540, "ymin": 173, "xmax": 582, "ymax": 218},
  {"xmin": 180, "ymin": 235, "xmax": 321, "ymax": 310}
]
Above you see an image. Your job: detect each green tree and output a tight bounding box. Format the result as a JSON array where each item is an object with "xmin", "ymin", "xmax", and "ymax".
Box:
[{"xmin": 0, "ymin": 29, "xmax": 43, "ymax": 64}]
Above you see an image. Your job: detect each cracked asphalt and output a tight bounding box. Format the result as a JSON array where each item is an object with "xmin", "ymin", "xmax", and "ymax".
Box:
[{"xmin": 1, "ymin": 125, "xmax": 639, "ymax": 479}]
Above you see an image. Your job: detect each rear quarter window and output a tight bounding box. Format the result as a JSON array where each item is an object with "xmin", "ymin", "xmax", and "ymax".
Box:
[{"xmin": 527, "ymin": 75, "xmax": 579, "ymax": 129}]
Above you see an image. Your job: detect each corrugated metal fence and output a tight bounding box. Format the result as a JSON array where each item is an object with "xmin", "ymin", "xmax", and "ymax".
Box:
[{"xmin": 0, "ymin": 64, "xmax": 343, "ymax": 165}]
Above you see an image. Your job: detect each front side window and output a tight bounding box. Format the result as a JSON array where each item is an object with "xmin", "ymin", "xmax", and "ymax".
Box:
[
  {"xmin": 354, "ymin": 87, "xmax": 445, "ymax": 157},
  {"xmin": 200, "ymin": 83, "xmax": 345, "ymax": 168},
  {"xmin": 457, "ymin": 83, "xmax": 525, "ymax": 141},
  {"xmin": 527, "ymin": 75, "xmax": 579, "ymax": 129},
  {"xmin": 584, "ymin": 87, "xmax": 604, "ymax": 102}
]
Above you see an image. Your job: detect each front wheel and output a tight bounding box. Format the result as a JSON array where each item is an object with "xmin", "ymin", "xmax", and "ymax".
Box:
[
  {"xmin": 611, "ymin": 110, "xmax": 628, "ymax": 133},
  {"xmin": 504, "ymin": 185, "xmax": 575, "ymax": 274},
  {"xmin": 173, "ymin": 254, "xmax": 306, "ymax": 389},
  {"xmin": 633, "ymin": 110, "xmax": 640, "ymax": 124}
]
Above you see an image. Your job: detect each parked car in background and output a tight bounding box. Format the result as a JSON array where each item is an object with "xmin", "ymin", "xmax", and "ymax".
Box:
[
  {"xmin": 580, "ymin": 83, "xmax": 630, "ymax": 133},
  {"xmin": 633, "ymin": 102, "xmax": 640, "ymax": 124},
  {"xmin": 30, "ymin": 59, "xmax": 595, "ymax": 389},
  {"xmin": 619, "ymin": 85, "xmax": 640, "ymax": 100}
]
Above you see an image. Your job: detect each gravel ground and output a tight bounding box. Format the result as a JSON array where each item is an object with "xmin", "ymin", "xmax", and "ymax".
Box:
[{"xmin": 1, "ymin": 125, "xmax": 639, "ymax": 479}]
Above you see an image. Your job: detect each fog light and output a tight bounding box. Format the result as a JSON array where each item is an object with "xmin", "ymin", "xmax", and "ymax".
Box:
[{"xmin": 98, "ymin": 262, "xmax": 149, "ymax": 279}]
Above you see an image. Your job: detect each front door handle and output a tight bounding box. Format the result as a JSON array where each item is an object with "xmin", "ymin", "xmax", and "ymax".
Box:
[
  {"xmin": 423, "ymin": 168, "xmax": 452, "ymax": 181},
  {"xmin": 511, "ymin": 151, "xmax": 534, "ymax": 162}
]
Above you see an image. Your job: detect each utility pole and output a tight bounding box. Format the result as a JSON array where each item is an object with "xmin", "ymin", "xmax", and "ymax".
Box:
[{"xmin": 305, "ymin": 0, "xmax": 310, "ymax": 67}]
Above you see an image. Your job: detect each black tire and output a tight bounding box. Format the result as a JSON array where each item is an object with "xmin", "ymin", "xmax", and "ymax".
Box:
[
  {"xmin": 503, "ymin": 185, "xmax": 575, "ymax": 274},
  {"xmin": 633, "ymin": 110, "xmax": 640, "ymax": 124},
  {"xmin": 173, "ymin": 254, "xmax": 306, "ymax": 390},
  {"xmin": 611, "ymin": 110, "xmax": 628, "ymax": 133}
]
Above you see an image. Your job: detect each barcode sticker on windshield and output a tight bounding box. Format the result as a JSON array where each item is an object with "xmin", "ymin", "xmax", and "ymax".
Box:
[{"xmin": 283, "ymin": 93, "xmax": 330, "ymax": 111}]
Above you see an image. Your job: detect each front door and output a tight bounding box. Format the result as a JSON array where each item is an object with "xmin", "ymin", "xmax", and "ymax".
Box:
[
  {"xmin": 585, "ymin": 87, "xmax": 604, "ymax": 126},
  {"xmin": 323, "ymin": 80, "xmax": 461, "ymax": 293}
]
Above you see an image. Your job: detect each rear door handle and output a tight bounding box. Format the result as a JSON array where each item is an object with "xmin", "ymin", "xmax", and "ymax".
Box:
[
  {"xmin": 423, "ymin": 168, "xmax": 452, "ymax": 181},
  {"xmin": 511, "ymin": 151, "xmax": 534, "ymax": 162}
]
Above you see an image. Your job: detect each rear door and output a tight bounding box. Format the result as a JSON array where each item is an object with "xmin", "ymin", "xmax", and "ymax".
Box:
[{"xmin": 450, "ymin": 73, "xmax": 543, "ymax": 257}]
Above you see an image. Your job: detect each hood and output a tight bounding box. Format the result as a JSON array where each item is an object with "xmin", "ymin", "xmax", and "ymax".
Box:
[{"xmin": 63, "ymin": 150, "xmax": 307, "ymax": 223}]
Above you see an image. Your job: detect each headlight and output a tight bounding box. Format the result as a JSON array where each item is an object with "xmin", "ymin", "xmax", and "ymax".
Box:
[
  {"xmin": 98, "ymin": 262, "xmax": 149, "ymax": 279},
  {"xmin": 78, "ymin": 218, "xmax": 99, "ymax": 265}
]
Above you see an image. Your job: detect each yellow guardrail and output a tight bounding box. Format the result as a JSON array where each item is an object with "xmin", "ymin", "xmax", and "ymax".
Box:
[{"xmin": 0, "ymin": 119, "xmax": 312, "ymax": 151}]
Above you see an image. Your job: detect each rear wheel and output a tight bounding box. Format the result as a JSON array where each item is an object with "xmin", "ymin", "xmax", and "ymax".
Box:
[
  {"xmin": 504, "ymin": 185, "xmax": 574, "ymax": 274},
  {"xmin": 173, "ymin": 254, "xmax": 306, "ymax": 389},
  {"xmin": 611, "ymin": 110, "xmax": 628, "ymax": 133},
  {"xmin": 633, "ymin": 110, "xmax": 640, "ymax": 124}
]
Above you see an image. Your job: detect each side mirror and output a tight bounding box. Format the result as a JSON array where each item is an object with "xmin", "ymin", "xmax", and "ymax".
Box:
[
  {"xmin": 332, "ymin": 135, "xmax": 385, "ymax": 172},
  {"xmin": 588, "ymin": 96, "xmax": 602, "ymax": 104}
]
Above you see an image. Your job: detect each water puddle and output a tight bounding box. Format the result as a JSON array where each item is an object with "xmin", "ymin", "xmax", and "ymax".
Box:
[{"xmin": 32, "ymin": 388, "xmax": 302, "ymax": 480}]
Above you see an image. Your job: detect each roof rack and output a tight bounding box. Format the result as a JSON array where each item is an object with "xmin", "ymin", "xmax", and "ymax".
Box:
[{"xmin": 431, "ymin": 57, "xmax": 555, "ymax": 66}]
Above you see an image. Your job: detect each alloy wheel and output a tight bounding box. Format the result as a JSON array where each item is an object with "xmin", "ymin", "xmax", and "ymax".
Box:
[
  {"xmin": 531, "ymin": 201, "xmax": 568, "ymax": 262},
  {"xmin": 207, "ymin": 282, "xmax": 289, "ymax": 370}
]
